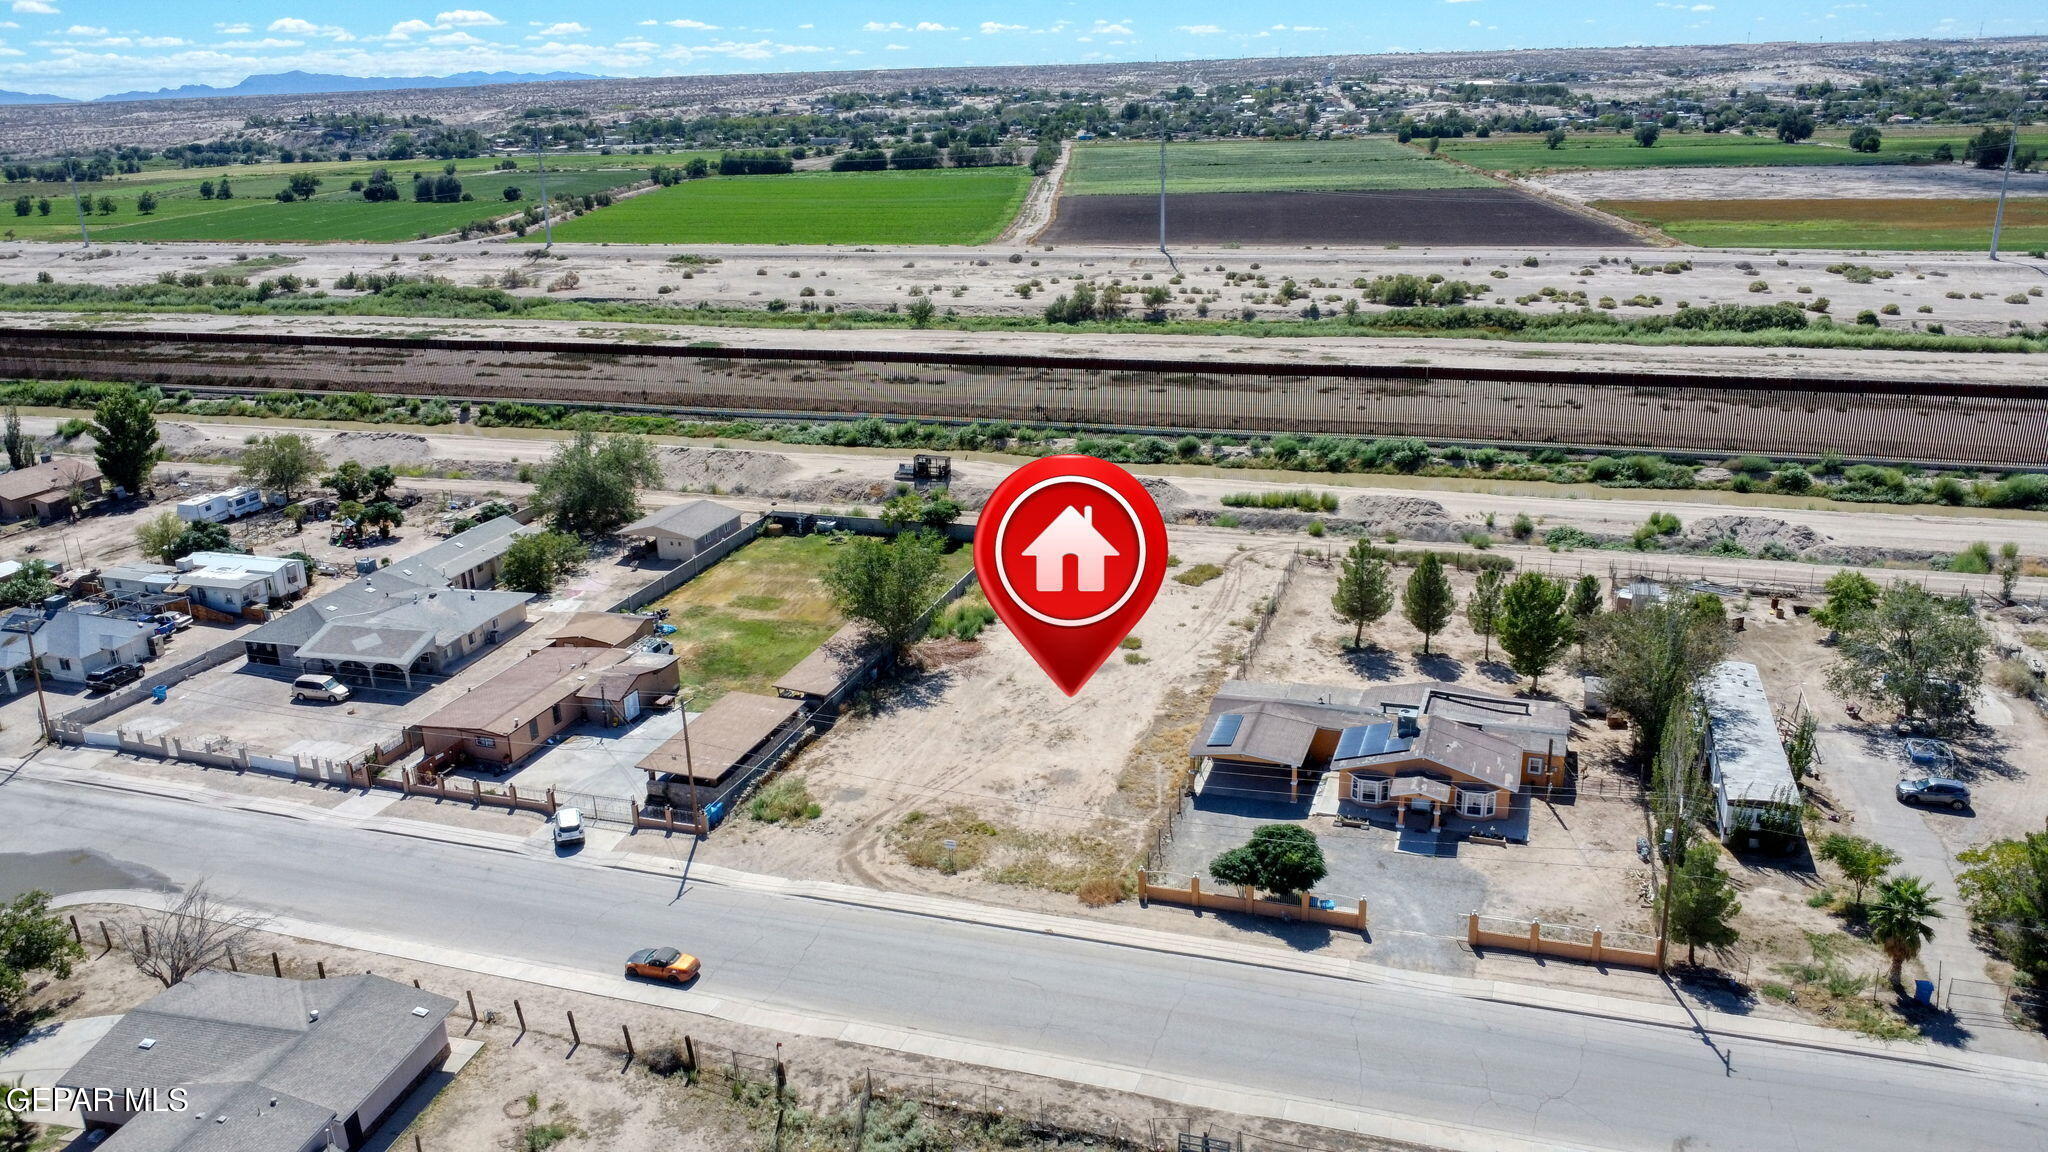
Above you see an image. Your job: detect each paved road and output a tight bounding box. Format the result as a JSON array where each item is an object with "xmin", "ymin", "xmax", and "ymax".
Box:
[{"xmin": 5, "ymin": 776, "xmax": 2045, "ymax": 1152}]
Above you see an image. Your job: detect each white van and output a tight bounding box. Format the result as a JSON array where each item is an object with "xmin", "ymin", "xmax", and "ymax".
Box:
[{"xmin": 291, "ymin": 674, "xmax": 351, "ymax": 703}]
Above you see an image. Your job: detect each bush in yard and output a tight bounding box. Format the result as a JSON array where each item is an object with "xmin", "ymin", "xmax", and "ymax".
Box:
[
  {"xmin": 1955, "ymin": 831, "xmax": 2048, "ymax": 991},
  {"xmin": 1817, "ymin": 833, "xmax": 1900, "ymax": 904},
  {"xmin": 1208, "ymin": 824, "xmax": 1327, "ymax": 899},
  {"xmin": 750, "ymin": 776, "xmax": 821, "ymax": 825},
  {"xmin": 0, "ymin": 890, "xmax": 85, "ymax": 1011},
  {"xmin": 498, "ymin": 530, "xmax": 589, "ymax": 595}
]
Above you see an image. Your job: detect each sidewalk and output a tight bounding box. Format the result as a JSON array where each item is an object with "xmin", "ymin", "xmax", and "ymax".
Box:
[{"xmin": 20, "ymin": 754, "xmax": 2048, "ymax": 1082}]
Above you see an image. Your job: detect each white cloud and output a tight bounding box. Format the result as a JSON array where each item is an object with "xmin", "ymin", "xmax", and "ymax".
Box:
[
  {"xmin": 217, "ymin": 38, "xmax": 303, "ymax": 49},
  {"xmin": 433, "ymin": 9, "xmax": 502, "ymax": 27},
  {"xmin": 613, "ymin": 37, "xmax": 657, "ymax": 51},
  {"xmin": 1093, "ymin": 22, "xmax": 1132, "ymax": 35},
  {"xmin": 214, "ymin": 22, "xmax": 250, "ymax": 34},
  {"xmin": 682, "ymin": 38, "xmax": 826, "ymax": 60},
  {"xmin": 863, "ymin": 21, "xmax": 904, "ymax": 31},
  {"xmin": 979, "ymin": 21, "xmax": 1026, "ymax": 33},
  {"xmin": 427, "ymin": 30, "xmax": 484, "ymax": 44},
  {"xmin": 268, "ymin": 18, "xmax": 353, "ymax": 40},
  {"xmin": 60, "ymin": 23, "xmax": 101, "ymax": 34},
  {"xmin": 665, "ymin": 18, "xmax": 717, "ymax": 29},
  {"xmin": 1176, "ymin": 24, "xmax": 1222, "ymax": 34},
  {"xmin": 1272, "ymin": 24, "xmax": 1326, "ymax": 31},
  {"xmin": 913, "ymin": 21, "xmax": 953, "ymax": 32},
  {"xmin": 885, "ymin": 42, "xmax": 908, "ymax": 50},
  {"xmin": 1691, "ymin": 3, "xmax": 1715, "ymax": 9},
  {"xmin": 10, "ymin": 0, "xmax": 57, "ymax": 13},
  {"xmin": 133, "ymin": 35, "xmax": 183, "ymax": 47},
  {"xmin": 384, "ymin": 18, "xmax": 435, "ymax": 39},
  {"xmin": 534, "ymin": 22, "xmax": 585, "ymax": 36}
]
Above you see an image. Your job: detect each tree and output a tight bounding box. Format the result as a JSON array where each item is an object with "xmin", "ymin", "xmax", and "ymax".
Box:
[
  {"xmin": 498, "ymin": 530, "xmax": 589, "ymax": 594},
  {"xmin": 0, "ymin": 559, "xmax": 55, "ymax": 609},
  {"xmin": 1401, "ymin": 553, "xmax": 1455, "ymax": 655},
  {"xmin": 361, "ymin": 500, "xmax": 403, "ymax": 539},
  {"xmin": 215, "ymin": 177, "xmax": 233, "ymax": 199},
  {"xmin": 122, "ymin": 881, "xmax": 268, "ymax": 989},
  {"xmin": 1847, "ymin": 125, "xmax": 1883, "ymax": 153},
  {"xmin": 238, "ymin": 432, "xmax": 324, "ymax": 501},
  {"xmin": 1331, "ymin": 541, "xmax": 1393, "ymax": 648},
  {"xmin": 287, "ymin": 173, "xmax": 322, "ymax": 199},
  {"xmin": 136, "ymin": 190, "xmax": 157, "ymax": 214},
  {"xmin": 1661, "ymin": 842, "xmax": 1741, "ymax": 966},
  {"xmin": 1995, "ymin": 543, "xmax": 2023, "ymax": 605},
  {"xmin": 1783, "ymin": 708, "xmax": 1819, "ymax": 781},
  {"xmin": 1544, "ymin": 128, "xmax": 1566, "ymax": 150},
  {"xmin": 503, "ymin": 185, "xmax": 523, "ymax": 201},
  {"xmin": 324, "ymin": 459, "xmax": 371, "ymax": 502},
  {"xmin": 1497, "ymin": 572, "xmax": 1571, "ymax": 690},
  {"xmin": 1567, "ymin": 572, "xmax": 1602, "ymax": 660},
  {"xmin": 9, "ymin": 194, "xmax": 26, "ymax": 217},
  {"xmin": 1867, "ymin": 875, "xmax": 1941, "ymax": 988},
  {"xmin": 1775, "ymin": 109, "xmax": 1816, "ymax": 144},
  {"xmin": 0, "ymin": 890, "xmax": 85, "ymax": 1010},
  {"xmin": 2, "ymin": 405, "xmax": 31, "ymax": 470},
  {"xmin": 881, "ymin": 491, "xmax": 961, "ymax": 530},
  {"xmin": 824, "ymin": 530, "xmax": 948, "ymax": 659},
  {"xmin": 166, "ymin": 521, "xmax": 232, "ymax": 562},
  {"xmin": 136, "ymin": 510, "xmax": 186, "ymax": 563},
  {"xmin": 1813, "ymin": 569, "xmax": 1880, "ymax": 631},
  {"xmin": 1586, "ymin": 586, "xmax": 1730, "ymax": 758},
  {"xmin": 1956, "ymin": 831, "xmax": 2048, "ymax": 990},
  {"xmin": 1817, "ymin": 833, "xmax": 1900, "ymax": 904},
  {"xmin": 531, "ymin": 429, "xmax": 661, "ymax": 536},
  {"xmin": 91, "ymin": 385, "xmax": 163, "ymax": 494},
  {"xmin": 1633, "ymin": 122, "xmax": 1662, "ymax": 148},
  {"xmin": 1825, "ymin": 583, "xmax": 1987, "ymax": 726},
  {"xmin": 1208, "ymin": 824, "xmax": 1327, "ymax": 899},
  {"xmin": 1464, "ymin": 566, "xmax": 1505, "ymax": 661}
]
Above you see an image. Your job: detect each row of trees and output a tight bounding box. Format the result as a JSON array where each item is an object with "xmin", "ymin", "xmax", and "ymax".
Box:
[{"xmin": 1330, "ymin": 545, "xmax": 1595, "ymax": 690}]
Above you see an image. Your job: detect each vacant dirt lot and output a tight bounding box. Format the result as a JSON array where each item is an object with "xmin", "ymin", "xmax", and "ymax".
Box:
[
  {"xmin": 1041, "ymin": 187, "xmax": 1644, "ymax": 247},
  {"xmin": 1533, "ymin": 165, "xmax": 2048, "ymax": 202}
]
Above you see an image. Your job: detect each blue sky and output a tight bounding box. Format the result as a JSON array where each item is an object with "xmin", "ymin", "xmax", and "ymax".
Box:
[{"xmin": 5, "ymin": 1, "xmax": 2043, "ymax": 100}]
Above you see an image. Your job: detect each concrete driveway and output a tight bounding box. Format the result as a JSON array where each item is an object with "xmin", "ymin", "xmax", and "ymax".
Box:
[
  {"xmin": 0, "ymin": 1014, "xmax": 118, "ymax": 1127},
  {"xmin": 1817, "ymin": 721, "xmax": 2044, "ymax": 1059}
]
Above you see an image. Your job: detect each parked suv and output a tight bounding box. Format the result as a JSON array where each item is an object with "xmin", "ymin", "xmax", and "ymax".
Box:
[
  {"xmin": 552, "ymin": 807, "xmax": 586, "ymax": 848},
  {"xmin": 84, "ymin": 663, "xmax": 143, "ymax": 693},
  {"xmin": 1897, "ymin": 777, "xmax": 1970, "ymax": 811},
  {"xmin": 291, "ymin": 674, "xmax": 351, "ymax": 703}
]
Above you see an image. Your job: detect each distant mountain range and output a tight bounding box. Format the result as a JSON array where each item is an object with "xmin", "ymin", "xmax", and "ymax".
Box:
[{"xmin": 0, "ymin": 69, "xmax": 602, "ymax": 106}]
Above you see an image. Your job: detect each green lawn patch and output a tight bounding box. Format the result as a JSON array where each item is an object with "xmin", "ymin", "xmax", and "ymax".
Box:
[
  {"xmin": 541, "ymin": 167, "xmax": 1030, "ymax": 244},
  {"xmin": 1067, "ymin": 138, "xmax": 1494, "ymax": 195},
  {"xmin": 1438, "ymin": 132, "xmax": 1910, "ymax": 173}
]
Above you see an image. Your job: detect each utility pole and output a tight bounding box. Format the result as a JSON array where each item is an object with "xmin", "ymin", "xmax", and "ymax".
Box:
[
  {"xmin": 532, "ymin": 126, "xmax": 554, "ymax": 249},
  {"xmin": 1156, "ymin": 109, "xmax": 1178, "ymax": 272},
  {"xmin": 65, "ymin": 157, "xmax": 90, "ymax": 247},
  {"xmin": 4, "ymin": 618, "xmax": 51, "ymax": 741},
  {"xmin": 680, "ymin": 693, "xmax": 699, "ymax": 824},
  {"xmin": 1989, "ymin": 112, "xmax": 2020, "ymax": 261}
]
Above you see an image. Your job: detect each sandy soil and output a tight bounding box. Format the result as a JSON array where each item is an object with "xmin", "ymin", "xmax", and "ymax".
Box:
[
  {"xmin": 7, "ymin": 230, "xmax": 2048, "ymax": 346},
  {"xmin": 694, "ymin": 528, "xmax": 1294, "ymax": 898},
  {"xmin": 1531, "ymin": 165, "xmax": 2048, "ymax": 202}
]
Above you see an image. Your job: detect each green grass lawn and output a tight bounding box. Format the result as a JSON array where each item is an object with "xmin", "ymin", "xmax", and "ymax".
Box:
[
  {"xmin": 649, "ymin": 532, "xmax": 973, "ymax": 703},
  {"xmin": 1813, "ymin": 127, "xmax": 2048, "ymax": 160},
  {"xmin": 1592, "ymin": 197, "xmax": 2048, "ymax": 250},
  {"xmin": 540, "ymin": 167, "xmax": 1031, "ymax": 244},
  {"xmin": 0, "ymin": 162, "xmax": 653, "ymax": 242},
  {"xmin": 1066, "ymin": 138, "xmax": 1495, "ymax": 195}
]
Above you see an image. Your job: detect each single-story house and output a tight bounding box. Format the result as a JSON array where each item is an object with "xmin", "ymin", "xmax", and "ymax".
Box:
[
  {"xmin": 418, "ymin": 645, "xmax": 679, "ymax": 766},
  {"xmin": 1190, "ymin": 681, "xmax": 1572, "ymax": 806},
  {"xmin": 1703, "ymin": 660, "xmax": 1803, "ymax": 848},
  {"xmin": 0, "ymin": 458, "xmax": 102, "ymax": 522},
  {"xmin": 99, "ymin": 563, "xmax": 180, "ymax": 601},
  {"xmin": 547, "ymin": 611, "xmax": 655, "ymax": 649},
  {"xmin": 58, "ymin": 969, "xmax": 454, "ymax": 1152},
  {"xmin": 382, "ymin": 515, "xmax": 540, "ymax": 591},
  {"xmin": 175, "ymin": 551, "xmax": 308, "ymax": 612},
  {"xmin": 639, "ymin": 690, "xmax": 803, "ymax": 807},
  {"xmin": 0, "ymin": 606, "xmax": 156, "ymax": 688},
  {"xmin": 773, "ymin": 623, "xmax": 875, "ymax": 704},
  {"xmin": 240, "ymin": 573, "xmax": 530, "ymax": 688},
  {"xmin": 619, "ymin": 500, "xmax": 742, "ymax": 562},
  {"xmin": 1329, "ymin": 713, "xmax": 1530, "ymax": 830}
]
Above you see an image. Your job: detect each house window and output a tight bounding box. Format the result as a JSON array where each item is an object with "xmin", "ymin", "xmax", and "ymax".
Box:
[
  {"xmin": 475, "ymin": 737, "xmax": 497, "ymax": 748},
  {"xmin": 1525, "ymin": 755, "xmax": 1548, "ymax": 777},
  {"xmin": 550, "ymin": 703, "xmax": 561, "ymax": 724},
  {"xmin": 527, "ymin": 719, "xmax": 539, "ymax": 739},
  {"xmin": 1459, "ymin": 789, "xmax": 1497, "ymax": 819},
  {"xmin": 1350, "ymin": 775, "xmax": 1388, "ymax": 803},
  {"xmin": 58, "ymin": 658, "xmax": 71, "ymax": 671}
]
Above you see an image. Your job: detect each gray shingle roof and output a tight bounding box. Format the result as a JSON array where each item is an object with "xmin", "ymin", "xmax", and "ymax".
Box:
[
  {"xmin": 245, "ymin": 574, "xmax": 529, "ymax": 662},
  {"xmin": 61, "ymin": 971, "xmax": 453, "ymax": 1151},
  {"xmin": 97, "ymin": 1080, "xmax": 332, "ymax": 1152},
  {"xmin": 383, "ymin": 516, "xmax": 537, "ymax": 585},
  {"xmin": 17, "ymin": 607, "xmax": 155, "ymax": 662},
  {"xmin": 620, "ymin": 500, "xmax": 739, "ymax": 543}
]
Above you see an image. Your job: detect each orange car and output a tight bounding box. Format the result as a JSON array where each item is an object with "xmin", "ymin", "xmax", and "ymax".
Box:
[{"xmin": 625, "ymin": 947, "xmax": 701, "ymax": 983}]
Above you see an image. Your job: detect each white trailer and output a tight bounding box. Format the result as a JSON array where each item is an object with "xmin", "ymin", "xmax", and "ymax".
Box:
[{"xmin": 176, "ymin": 486, "xmax": 266, "ymax": 524}]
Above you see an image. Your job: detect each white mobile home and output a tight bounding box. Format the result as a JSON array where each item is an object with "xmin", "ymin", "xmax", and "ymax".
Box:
[
  {"xmin": 1703, "ymin": 661, "xmax": 1803, "ymax": 849},
  {"xmin": 176, "ymin": 485, "xmax": 266, "ymax": 524}
]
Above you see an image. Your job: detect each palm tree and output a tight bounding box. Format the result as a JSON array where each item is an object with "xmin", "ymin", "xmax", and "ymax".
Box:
[{"xmin": 1867, "ymin": 875, "xmax": 1942, "ymax": 989}]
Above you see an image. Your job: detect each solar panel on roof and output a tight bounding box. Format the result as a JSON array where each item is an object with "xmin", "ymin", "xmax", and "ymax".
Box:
[
  {"xmin": 1335, "ymin": 721, "xmax": 1403, "ymax": 760},
  {"xmin": 1206, "ymin": 713, "xmax": 1245, "ymax": 746}
]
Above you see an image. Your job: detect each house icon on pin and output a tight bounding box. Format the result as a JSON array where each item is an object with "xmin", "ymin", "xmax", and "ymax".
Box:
[{"xmin": 1021, "ymin": 505, "xmax": 1120, "ymax": 593}]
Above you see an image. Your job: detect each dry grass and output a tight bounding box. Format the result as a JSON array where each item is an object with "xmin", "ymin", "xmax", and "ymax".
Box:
[
  {"xmin": 1762, "ymin": 932, "xmax": 1918, "ymax": 1041},
  {"xmin": 890, "ymin": 806, "xmax": 1131, "ymax": 900},
  {"xmin": 1174, "ymin": 563, "xmax": 1225, "ymax": 587}
]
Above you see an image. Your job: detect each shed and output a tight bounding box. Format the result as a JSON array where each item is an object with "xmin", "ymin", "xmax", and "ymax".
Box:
[
  {"xmin": 618, "ymin": 500, "xmax": 742, "ymax": 562},
  {"xmin": 548, "ymin": 612, "xmax": 655, "ymax": 649}
]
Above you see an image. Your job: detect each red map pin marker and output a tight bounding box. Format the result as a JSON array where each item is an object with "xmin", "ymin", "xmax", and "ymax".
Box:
[{"xmin": 974, "ymin": 455, "xmax": 1168, "ymax": 697}]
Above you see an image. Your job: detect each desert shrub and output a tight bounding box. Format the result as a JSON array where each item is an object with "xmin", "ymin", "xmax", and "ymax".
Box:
[
  {"xmin": 749, "ymin": 776, "xmax": 821, "ymax": 825},
  {"xmin": 928, "ymin": 594, "xmax": 996, "ymax": 640},
  {"xmin": 1174, "ymin": 563, "xmax": 1224, "ymax": 587}
]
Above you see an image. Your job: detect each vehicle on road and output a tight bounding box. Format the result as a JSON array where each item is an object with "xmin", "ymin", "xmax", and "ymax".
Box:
[
  {"xmin": 292, "ymin": 674, "xmax": 351, "ymax": 703},
  {"xmin": 1896, "ymin": 777, "xmax": 1970, "ymax": 810},
  {"xmin": 84, "ymin": 663, "xmax": 144, "ymax": 692},
  {"xmin": 552, "ymin": 807, "xmax": 585, "ymax": 848},
  {"xmin": 625, "ymin": 947, "xmax": 700, "ymax": 983}
]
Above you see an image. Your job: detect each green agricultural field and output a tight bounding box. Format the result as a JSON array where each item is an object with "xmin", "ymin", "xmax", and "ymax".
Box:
[
  {"xmin": 1436, "ymin": 131, "xmax": 1914, "ymax": 173},
  {"xmin": 1593, "ymin": 197, "xmax": 2048, "ymax": 250},
  {"xmin": 1813, "ymin": 127, "xmax": 2048, "ymax": 161},
  {"xmin": 540, "ymin": 167, "xmax": 1031, "ymax": 245},
  {"xmin": 649, "ymin": 533, "xmax": 974, "ymax": 704},
  {"xmin": 0, "ymin": 162, "xmax": 651, "ymax": 242},
  {"xmin": 1066, "ymin": 138, "xmax": 1495, "ymax": 195}
]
